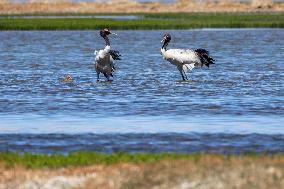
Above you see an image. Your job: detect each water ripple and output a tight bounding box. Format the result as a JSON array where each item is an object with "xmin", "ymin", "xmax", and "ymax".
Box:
[
  {"xmin": 0, "ymin": 133, "xmax": 283, "ymax": 154},
  {"xmin": 0, "ymin": 29, "xmax": 283, "ymax": 153}
]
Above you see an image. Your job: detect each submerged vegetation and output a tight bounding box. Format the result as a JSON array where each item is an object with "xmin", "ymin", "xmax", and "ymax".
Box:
[
  {"xmin": 0, "ymin": 12, "xmax": 284, "ymax": 30},
  {"xmin": 0, "ymin": 152, "xmax": 282, "ymax": 169}
]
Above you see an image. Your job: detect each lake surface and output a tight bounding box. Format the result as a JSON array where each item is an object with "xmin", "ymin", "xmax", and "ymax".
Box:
[{"xmin": 0, "ymin": 29, "xmax": 283, "ymax": 154}]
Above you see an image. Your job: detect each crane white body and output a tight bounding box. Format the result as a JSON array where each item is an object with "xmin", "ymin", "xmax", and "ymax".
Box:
[
  {"xmin": 161, "ymin": 48, "xmax": 201, "ymax": 73},
  {"xmin": 94, "ymin": 45, "xmax": 114, "ymax": 79}
]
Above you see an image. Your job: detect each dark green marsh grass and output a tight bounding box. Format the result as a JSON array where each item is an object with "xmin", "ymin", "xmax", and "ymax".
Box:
[
  {"xmin": 0, "ymin": 12, "xmax": 283, "ymax": 30},
  {"xmin": 0, "ymin": 152, "xmax": 282, "ymax": 169},
  {"xmin": 0, "ymin": 152, "xmax": 197, "ymax": 168}
]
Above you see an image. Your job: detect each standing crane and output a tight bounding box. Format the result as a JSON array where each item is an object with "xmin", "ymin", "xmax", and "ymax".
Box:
[
  {"xmin": 94, "ymin": 28, "xmax": 121, "ymax": 82},
  {"xmin": 161, "ymin": 33, "xmax": 215, "ymax": 81}
]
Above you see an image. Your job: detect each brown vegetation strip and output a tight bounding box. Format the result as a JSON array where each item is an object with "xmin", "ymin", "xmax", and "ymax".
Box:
[
  {"xmin": 0, "ymin": 1, "xmax": 284, "ymax": 14},
  {"xmin": 1, "ymin": 155, "xmax": 283, "ymax": 189}
]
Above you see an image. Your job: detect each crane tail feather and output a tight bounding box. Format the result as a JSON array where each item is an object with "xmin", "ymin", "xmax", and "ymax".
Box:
[
  {"xmin": 195, "ymin": 48, "xmax": 215, "ymax": 68},
  {"xmin": 109, "ymin": 50, "xmax": 121, "ymax": 60}
]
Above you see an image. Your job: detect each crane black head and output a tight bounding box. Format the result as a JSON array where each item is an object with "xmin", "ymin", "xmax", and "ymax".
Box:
[
  {"xmin": 161, "ymin": 33, "xmax": 171, "ymax": 49},
  {"xmin": 100, "ymin": 28, "xmax": 117, "ymax": 46},
  {"xmin": 100, "ymin": 28, "xmax": 112, "ymax": 38}
]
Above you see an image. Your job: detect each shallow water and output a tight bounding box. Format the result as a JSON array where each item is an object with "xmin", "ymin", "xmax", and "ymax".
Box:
[
  {"xmin": 1, "ymin": 133, "xmax": 283, "ymax": 154},
  {"xmin": 0, "ymin": 29, "xmax": 283, "ymax": 154}
]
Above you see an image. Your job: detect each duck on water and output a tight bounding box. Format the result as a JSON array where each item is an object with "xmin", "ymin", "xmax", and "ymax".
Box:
[
  {"xmin": 161, "ymin": 33, "xmax": 215, "ymax": 81},
  {"xmin": 94, "ymin": 28, "xmax": 121, "ymax": 82}
]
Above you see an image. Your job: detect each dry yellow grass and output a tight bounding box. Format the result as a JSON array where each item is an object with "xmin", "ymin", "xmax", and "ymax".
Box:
[
  {"xmin": 1, "ymin": 155, "xmax": 283, "ymax": 189},
  {"xmin": 251, "ymin": 0, "xmax": 273, "ymax": 8},
  {"xmin": 0, "ymin": 0, "xmax": 283, "ymax": 14}
]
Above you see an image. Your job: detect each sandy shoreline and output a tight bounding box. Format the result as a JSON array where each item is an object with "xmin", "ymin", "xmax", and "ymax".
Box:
[
  {"xmin": 0, "ymin": 1, "xmax": 284, "ymax": 15},
  {"xmin": 1, "ymin": 155, "xmax": 283, "ymax": 189}
]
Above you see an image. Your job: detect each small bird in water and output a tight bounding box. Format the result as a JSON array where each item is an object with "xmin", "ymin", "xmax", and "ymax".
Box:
[
  {"xmin": 61, "ymin": 74, "xmax": 73, "ymax": 82},
  {"xmin": 94, "ymin": 28, "xmax": 121, "ymax": 82},
  {"xmin": 161, "ymin": 33, "xmax": 215, "ymax": 81}
]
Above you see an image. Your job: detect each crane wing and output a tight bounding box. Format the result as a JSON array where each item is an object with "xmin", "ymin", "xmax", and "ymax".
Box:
[{"xmin": 163, "ymin": 49, "xmax": 200, "ymax": 72}]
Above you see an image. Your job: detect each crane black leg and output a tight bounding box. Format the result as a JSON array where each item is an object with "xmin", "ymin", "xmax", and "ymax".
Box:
[
  {"xmin": 182, "ymin": 70, "xmax": 188, "ymax": 80},
  {"xmin": 97, "ymin": 73, "xmax": 100, "ymax": 82},
  {"xmin": 103, "ymin": 73, "xmax": 110, "ymax": 81},
  {"xmin": 179, "ymin": 70, "xmax": 185, "ymax": 81}
]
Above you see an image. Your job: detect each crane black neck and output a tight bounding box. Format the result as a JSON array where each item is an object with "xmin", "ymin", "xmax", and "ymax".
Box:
[
  {"xmin": 103, "ymin": 36, "xmax": 110, "ymax": 46},
  {"xmin": 162, "ymin": 34, "xmax": 171, "ymax": 50},
  {"xmin": 162, "ymin": 41, "xmax": 169, "ymax": 50}
]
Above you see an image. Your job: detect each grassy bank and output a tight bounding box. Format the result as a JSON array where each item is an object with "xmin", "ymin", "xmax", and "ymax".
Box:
[
  {"xmin": 0, "ymin": 12, "xmax": 283, "ymax": 30},
  {"xmin": 0, "ymin": 152, "xmax": 214, "ymax": 168},
  {"xmin": 1, "ymin": 152, "xmax": 283, "ymax": 189},
  {"xmin": 0, "ymin": 152, "xmax": 282, "ymax": 169}
]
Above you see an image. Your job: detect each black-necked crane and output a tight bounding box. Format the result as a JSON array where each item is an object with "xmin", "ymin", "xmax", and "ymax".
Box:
[
  {"xmin": 94, "ymin": 28, "xmax": 121, "ymax": 82},
  {"xmin": 160, "ymin": 33, "xmax": 215, "ymax": 81}
]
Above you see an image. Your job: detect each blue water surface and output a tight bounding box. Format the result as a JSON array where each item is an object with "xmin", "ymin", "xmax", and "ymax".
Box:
[{"xmin": 0, "ymin": 29, "xmax": 283, "ymax": 153}]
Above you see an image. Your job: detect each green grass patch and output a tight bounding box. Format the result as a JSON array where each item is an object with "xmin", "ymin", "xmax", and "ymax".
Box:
[
  {"xmin": 0, "ymin": 12, "xmax": 283, "ymax": 30},
  {"xmin": 0, "ymin": 152, "xmax": 281, "ymax": 169},
  {"xmin": 0, "ymin": 152, "xmax": 192, "ymax": 168}
]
